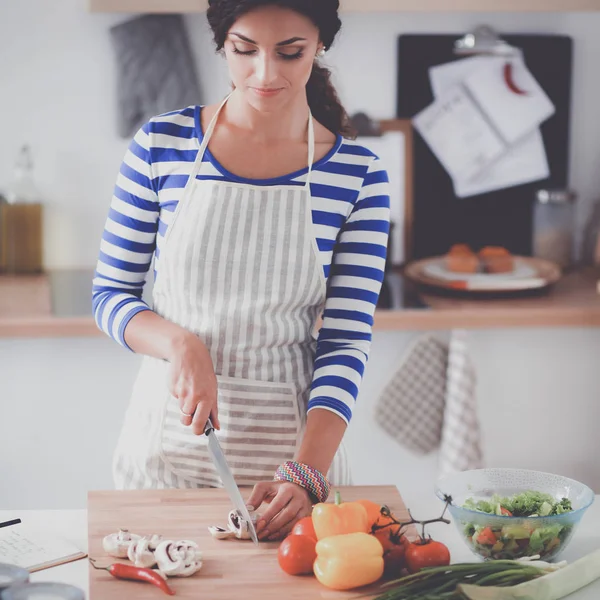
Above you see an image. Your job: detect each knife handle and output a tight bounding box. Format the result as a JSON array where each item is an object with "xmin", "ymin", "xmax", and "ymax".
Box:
[{"xmin": 204, "ymin": 419, "xmax": 215, "ymax": 436}]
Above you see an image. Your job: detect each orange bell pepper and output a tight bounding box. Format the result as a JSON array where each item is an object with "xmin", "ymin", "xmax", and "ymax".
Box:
[
  {"xmin": 314, "ymin": 532, "xmax": 384, "ymax": 590},
  {"xmin": 356, "ymin": 499, "xmax": 384, "ymax": 529},
  {"xmin": 312, "ymin": 491, "xmax": 369, "ymax": 540}
]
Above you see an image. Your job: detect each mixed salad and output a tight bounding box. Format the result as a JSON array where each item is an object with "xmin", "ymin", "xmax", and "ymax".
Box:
[{"xmin": 461, "ymin": 490, "xmax": 574, "ymax": 560}]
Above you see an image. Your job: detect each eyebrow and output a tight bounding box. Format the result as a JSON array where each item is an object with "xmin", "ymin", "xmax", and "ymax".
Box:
[{"xmin": 229, "ymin": 32, "xmax": 307, "ymax": 46}]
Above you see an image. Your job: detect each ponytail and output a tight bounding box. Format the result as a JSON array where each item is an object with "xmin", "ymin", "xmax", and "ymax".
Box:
[{"xmin": 306, "ymin": 64, "xmax": 355, "ymax": 139}]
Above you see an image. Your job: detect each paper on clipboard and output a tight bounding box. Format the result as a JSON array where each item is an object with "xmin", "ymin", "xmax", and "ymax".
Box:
[
  {"xmin": 464, "ymin": 55, "xmax": 555, "ymax": 145},
  {"xmin": 427, "ymin": 56, "xmax": 550, "ymax": 198},
  {"xmin": 412, "ymin": 85, "xmax": 506, "ymax": 185},
  {"xmin": 360, "ymin": 132, "xmax": 405, "ymax": 265}
]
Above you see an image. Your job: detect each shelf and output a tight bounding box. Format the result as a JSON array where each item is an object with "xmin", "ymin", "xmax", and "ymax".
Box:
[
  {"xmin": 88, "ymin": 0, "xmax": 600, "ymax": 13},
  {"xmin": 1, "ymin": 267, "xmax": 599, "ymax": 338}
]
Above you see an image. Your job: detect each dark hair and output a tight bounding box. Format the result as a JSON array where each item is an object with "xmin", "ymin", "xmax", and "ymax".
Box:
[{"xmin": 207, "ymin": 0, "xmax": 355, "ymax": 138}]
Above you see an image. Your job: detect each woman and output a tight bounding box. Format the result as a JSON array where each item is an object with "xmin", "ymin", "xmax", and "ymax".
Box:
[{"xmin": 93, "ymin": 0, "xmax": 390, "ymax": 541}]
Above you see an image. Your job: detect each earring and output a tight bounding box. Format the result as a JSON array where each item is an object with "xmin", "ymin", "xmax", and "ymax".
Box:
[{"xmin": 316, "ymin": 47, "xmax": 326, "ymax": 58}]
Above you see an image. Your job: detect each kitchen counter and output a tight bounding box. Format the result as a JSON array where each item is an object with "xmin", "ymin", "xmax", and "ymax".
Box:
[
  {"xmin": 0, "ymin": 270, "xmax": 98, "ymax": 338},
  {"xmin": 2, "ymin": 492, "xmax": 599, "ymax": 599},
  {"xmin": 1, "ymin": 266, "xmax": 599, "ymax": 338},
  {"xmin": 378, "ymin": 267, "xmax": 600, "ymax": 330}
]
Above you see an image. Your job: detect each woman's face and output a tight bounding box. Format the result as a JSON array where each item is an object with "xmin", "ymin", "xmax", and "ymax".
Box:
[{"xmin": 223, "ymin": 5, "xmax": 322, "ymax": 111}]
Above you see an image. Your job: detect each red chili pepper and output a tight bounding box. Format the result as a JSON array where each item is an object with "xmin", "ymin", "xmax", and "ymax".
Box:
[
  {"xmin": 90, "ymin": 558, "xmax": 175, "ymax": 595},
  {"xmin": 503, "ymin": 62, "xmax": 528, "ymax": 95}
]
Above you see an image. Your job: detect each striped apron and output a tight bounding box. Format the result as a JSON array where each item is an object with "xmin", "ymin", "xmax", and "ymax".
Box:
[{"xmin": 112, "ymin": 95, "xmax": 352, "ymax": 490}]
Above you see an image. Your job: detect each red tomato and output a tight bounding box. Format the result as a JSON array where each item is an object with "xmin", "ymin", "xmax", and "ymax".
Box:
[
  {"xmin": 373, "ymin": 525, "xmax": 410, "ymax": 552},
  {"xmin": 500, "ymin": 506, "xmax": 513, "ymax": 516},
  {"xmin": 277, "ymin": 534, "xmax": 317, "ymax": 576},
  {"xmin": 405, "ymin": 540, "xmax": 451, "ymax": 574},
  {"xmin": 475, "ymin": 527, "xmax": 498, "ymax": 546},
  {"xmin": 383, "ymin": 543, "xmax": 407, "ymax": 577},
  {"xmin": 291, "ymin": 517, "xmax": 317, "ymax": 541}
]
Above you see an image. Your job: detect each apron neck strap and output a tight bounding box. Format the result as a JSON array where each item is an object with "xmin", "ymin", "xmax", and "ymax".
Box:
[
  {"xmin": 196, "ymin": 92, "xmax": 231, "ymax": 160},
  {"xmin": 306, "ymin": 110, "xmax": 315, "ymax": 190},
  {"xmin": 197, "ymin": 92, "xmax": 316, "ymax": 190}
]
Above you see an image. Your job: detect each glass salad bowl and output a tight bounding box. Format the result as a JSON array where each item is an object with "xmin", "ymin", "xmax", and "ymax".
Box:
[{"xmin": 434, "ymin": 468, "xmax": 595, "ymax": 561}]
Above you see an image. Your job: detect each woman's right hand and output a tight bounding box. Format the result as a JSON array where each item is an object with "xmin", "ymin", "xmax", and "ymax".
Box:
[{"xmin": 168, "ymin": 332, "xmax": 220, "ymax": 435}]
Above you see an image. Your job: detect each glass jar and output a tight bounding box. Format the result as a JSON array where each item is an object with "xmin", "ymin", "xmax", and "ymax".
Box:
[
  {"xmin": 532, "ymin": 189, "xmax": 577, "ymax": 269},
  {"xmin": 581, "ymin": 200, "xmax": 600, "ymax": 266},
  {"xmin": 0, "ymin": 145, "xmax": 44, "ymax": 274}
]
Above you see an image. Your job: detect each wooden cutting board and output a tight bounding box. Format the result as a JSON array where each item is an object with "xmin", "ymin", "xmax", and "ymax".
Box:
[{"xmin": 88, "ymin": 485, "xmax": 410, "ymax": 599}]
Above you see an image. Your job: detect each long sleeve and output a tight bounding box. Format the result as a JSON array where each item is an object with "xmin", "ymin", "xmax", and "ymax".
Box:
[
  {"xmin": 92, "ymin": 122, "xmax": 160, "ymax": 349},
  {"xmin": 307, "ymin": 155, "xmax": 391, "ymax": 423}
]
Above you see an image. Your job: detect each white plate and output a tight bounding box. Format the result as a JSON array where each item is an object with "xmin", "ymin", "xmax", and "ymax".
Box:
[
  {"xmin": 422, "ymin": 258, "xmax": 537, "ymax": 282},
  {"xmin": 404, "ymin": 255, "xmax": 562, "ymax": 294}
]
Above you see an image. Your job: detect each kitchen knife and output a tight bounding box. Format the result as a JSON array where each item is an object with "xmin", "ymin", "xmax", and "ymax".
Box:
[{"xmin": 204, "ymin": 419, "xmax": 259, "ymax": 545}]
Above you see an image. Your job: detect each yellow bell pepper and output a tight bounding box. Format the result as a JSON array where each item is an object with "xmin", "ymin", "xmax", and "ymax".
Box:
[
  {"xmin": 314, "ymin": 532, "xmax": 384, "ymax": 590},
  {"xmin": 312, "ymin": 490, "xmax": 369, "ymax": 540}
]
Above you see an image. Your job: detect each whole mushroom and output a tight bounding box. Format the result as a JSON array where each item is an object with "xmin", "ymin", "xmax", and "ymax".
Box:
[{"xmin": 102, "ymin": 529, "xmax": 141, "ymax": 558}]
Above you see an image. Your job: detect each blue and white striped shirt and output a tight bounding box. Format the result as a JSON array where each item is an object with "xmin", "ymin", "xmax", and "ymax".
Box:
[{"xmin": 93, "ymin": 105, "xmax": 390, "ymax": 424}]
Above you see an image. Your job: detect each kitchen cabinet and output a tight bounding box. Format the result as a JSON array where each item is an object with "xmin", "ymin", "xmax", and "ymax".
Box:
[{"xmin": 88, "ymin": 0, "xmax": 600, "ymax": 12}]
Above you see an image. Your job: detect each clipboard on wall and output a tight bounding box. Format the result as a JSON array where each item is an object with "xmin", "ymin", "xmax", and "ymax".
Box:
[{"xmin": 397, "ymin": 30, "xmax": 573, "ymax": 261}]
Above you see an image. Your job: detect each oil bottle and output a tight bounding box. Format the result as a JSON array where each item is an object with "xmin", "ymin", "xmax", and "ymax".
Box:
[{"xmin": 0, "ymin": 145, "xmax": 44, "ymax": 274}]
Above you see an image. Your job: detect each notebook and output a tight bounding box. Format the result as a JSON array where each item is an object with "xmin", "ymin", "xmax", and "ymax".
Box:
[{"xmin": 0, "ymin": 522, "xmax": 87, "ymax": 572}]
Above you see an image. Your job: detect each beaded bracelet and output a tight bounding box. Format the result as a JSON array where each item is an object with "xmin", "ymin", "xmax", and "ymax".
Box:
[{"xmin": 273, "ymin": 460, "xmax": 331, "ymax": 504}]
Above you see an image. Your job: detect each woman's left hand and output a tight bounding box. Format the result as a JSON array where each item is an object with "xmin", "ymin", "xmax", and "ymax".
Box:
[{"xmin": 246, "ymin": 481, "xmax": 313, "ymax": 541}]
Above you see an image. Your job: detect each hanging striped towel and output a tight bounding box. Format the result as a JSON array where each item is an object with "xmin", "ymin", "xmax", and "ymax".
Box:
[
  {"xmin": 109, "ymin": 15, "xmax": 201, "ymax": 138},
  {"xmin": 439, "ymin": 329, "xmax": 484, "ymax": 476}
]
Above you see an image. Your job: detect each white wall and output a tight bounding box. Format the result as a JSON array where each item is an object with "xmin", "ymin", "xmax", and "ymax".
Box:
[{"xmin": 1, "ymin": 1, "xmax": 599, "ymax": 509}]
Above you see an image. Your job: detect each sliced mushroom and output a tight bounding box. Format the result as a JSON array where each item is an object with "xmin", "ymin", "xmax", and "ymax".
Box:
[
  {"xmin": 102, "ymin": 528, "xmax": 142, "ymax": 558},
  {"xmin": 146, "ymin": 533, "xmax": 163, "ymax": 551},
  {"xmin": 127, "ymin": 536, "xmax": 159, "ymax": 568},
  {"xmin": 227, "ymin": 509, "xmax": 259, "ymax": 540},
  {"xmin": 154, "ymin": 540, "xmax": 203, "ymax": 577},
  {"xmin": 208, "ymin": 509, "xmax": 259, "ymax": 541},
  {"xmin": 207, "ymin": 525, "xmax": 236, "ymax": 540}
]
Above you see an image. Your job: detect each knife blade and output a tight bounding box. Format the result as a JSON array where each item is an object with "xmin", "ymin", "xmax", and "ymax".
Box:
[{"xmin": 204, "ymin": 419, "xmax": 259, "ymax": 545}]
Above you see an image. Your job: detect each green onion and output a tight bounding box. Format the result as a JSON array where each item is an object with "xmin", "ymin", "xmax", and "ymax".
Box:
[{"xmin": 370, "ymin": 561, "xmax": 546, "ymax": 600}]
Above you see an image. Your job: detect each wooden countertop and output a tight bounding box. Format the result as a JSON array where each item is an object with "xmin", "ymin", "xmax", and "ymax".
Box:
[
  {"xmin": 377, "ymin": 267, "xmax": 600, "ymax": 330},
  {"xmin": 1, "ymin": 267, "xmax": 599, "ymax": 338},
  {"xmin": 7, "ymin": 499, "xmax": 600, "ymax": 600},
  {"xmin": 0, "ymin": 270, "xmax": 100, "ymax": 338}
]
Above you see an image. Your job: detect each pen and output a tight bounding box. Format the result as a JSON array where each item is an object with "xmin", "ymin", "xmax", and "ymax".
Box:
[{"xmin": 0, "ymin": 519, "xmax": 21, "ymax": 529}]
